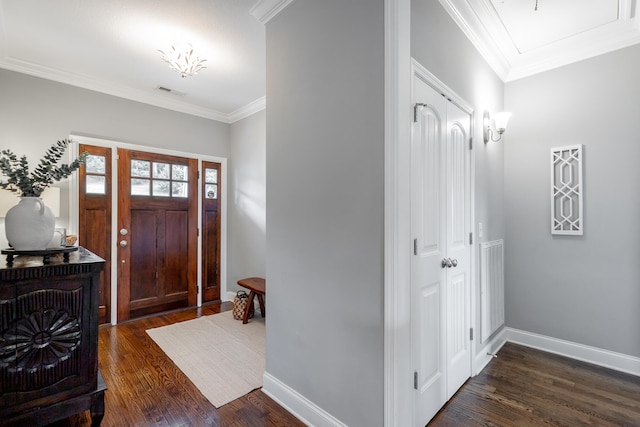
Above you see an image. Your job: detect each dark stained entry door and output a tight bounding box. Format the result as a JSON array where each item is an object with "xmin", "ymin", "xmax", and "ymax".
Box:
[
  {"xmin": 117, "ymin": 149, "xmax": 198, "ymax": 321},
  {"xmin": 202, "ymin": 161, "xmax": 221, "ymax": 303},
  {"xmin": 78, "ymin": 144, "xmax": 112, "ymax": 325}
]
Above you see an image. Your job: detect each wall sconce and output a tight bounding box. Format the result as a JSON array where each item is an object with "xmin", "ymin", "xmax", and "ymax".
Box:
[{"xmin": 483, "ymin": 111, "xmax": 512, "ymax": 143}]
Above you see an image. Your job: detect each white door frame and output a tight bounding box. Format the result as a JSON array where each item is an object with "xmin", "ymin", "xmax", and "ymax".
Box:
[
  {"xmin": 384, "ymin": 1, "xmax": 412, "ymax": 425},
  {"xmin": 383, "ymin": 0, "xmax": 478, "ymax": 422},
  {"xmin": 67, "ymin": 134, "xmax": 228, "ymax": 325}
]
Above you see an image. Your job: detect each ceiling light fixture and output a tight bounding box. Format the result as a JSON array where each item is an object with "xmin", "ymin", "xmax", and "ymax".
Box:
[
  {"xmin": 483, "ymin": 110, "xmax": 512, "ymax": 144},
  {"xmin": 158, "ymin": 43, "xmax": 207, "ymax": 78}
]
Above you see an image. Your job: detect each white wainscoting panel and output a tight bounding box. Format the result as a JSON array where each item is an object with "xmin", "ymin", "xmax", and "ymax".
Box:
[{"xmin": 480, "ymin": 239, "xmax": 504, "ymax": 343}]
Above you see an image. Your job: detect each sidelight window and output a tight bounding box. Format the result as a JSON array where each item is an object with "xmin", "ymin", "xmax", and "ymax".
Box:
[
  {"xmin": 85, "ymin": 154, "xmax": 107, "ymax": 194},
  {"xmin": 204, "ymin": 167, "xmax": 218, "ymax": 199}
]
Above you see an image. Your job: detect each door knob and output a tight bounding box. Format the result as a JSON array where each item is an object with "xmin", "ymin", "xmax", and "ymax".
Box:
[
  {"xmin": 119, "ymin": 240, "xmax": 128, "ymax": 247},
  {"xmin": 441, "ymin": 258, "xmax": 452, "ymax": 268},
  {"xmin": 120, "ymin": 228, "xmax": 128, "ymax": 236},
  {"xmin": 451, "ymin": 259, "xmax": 458, "ymax": 267}
]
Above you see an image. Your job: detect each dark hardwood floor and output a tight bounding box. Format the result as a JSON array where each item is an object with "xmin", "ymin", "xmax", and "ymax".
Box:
[
  {"xmin": 430, "ymin": 342, "xmax": 640, "ymax": 426},
  {"xmin": 48, "ymin": 302, "xmax": 305, "ymax": 427},
  {"xmin": 44, "ymin": 305, "xmax": 640, "ymax": 427}
]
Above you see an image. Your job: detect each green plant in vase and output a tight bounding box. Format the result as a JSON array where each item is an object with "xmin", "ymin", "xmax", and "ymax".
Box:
[{"xmin": 0, "ymin": 139, "xmax": 88, "ymax": 250}]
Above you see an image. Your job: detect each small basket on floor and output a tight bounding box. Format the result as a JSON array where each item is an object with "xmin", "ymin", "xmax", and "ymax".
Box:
[{"xmin": 232, "ymin": 290, "xmax": 254, "ymax": 320}]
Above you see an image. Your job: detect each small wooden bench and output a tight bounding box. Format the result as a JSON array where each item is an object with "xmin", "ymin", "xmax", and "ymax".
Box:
[{"xmin": 237, "ymin": 277, "xmax": 265, "ymax": 324}]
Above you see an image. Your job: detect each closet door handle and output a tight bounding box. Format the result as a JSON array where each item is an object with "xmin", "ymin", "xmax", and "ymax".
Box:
[{"xmin": 441, "ymin": 258, "xmax": 452, "ymax": 268}]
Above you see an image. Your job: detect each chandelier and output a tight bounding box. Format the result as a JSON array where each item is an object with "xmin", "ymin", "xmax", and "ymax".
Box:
[{"xmin": 158, "ymin": 43, "xmax": 207, "ymax": 78}]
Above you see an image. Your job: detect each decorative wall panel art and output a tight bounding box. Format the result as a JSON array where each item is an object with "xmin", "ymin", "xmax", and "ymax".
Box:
[{"xmin": 551, "ymin": 145, "xmax": 583, "ymax": 235}]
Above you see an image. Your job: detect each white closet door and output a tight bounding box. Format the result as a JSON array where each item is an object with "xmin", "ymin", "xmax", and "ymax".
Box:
[
  {"xmin": 411, "ymin": 78, "xmax": 447, "ymax": 426},
  {"xmin": 411, "ymin": 74, "xmax": 472, "ymax": 426},
  {"xmin": 445, "ymin": 101, "xmax": 472, "ymax": 399}
]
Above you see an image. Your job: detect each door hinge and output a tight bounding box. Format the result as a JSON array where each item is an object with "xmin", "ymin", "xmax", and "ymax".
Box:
[
  {"xmin": 198, "ymin": 170, "xmax": 200, "ymax": 179},
  {"xmin": 470, "ymin": 328, "xmax": 474, "ymax": 341},
  {"xmin": 469, "ymin": 137, "xmax": 473, "ymax": 150},
  {"xmin": 197, "ymin": 286, "xmax": 200, "ymax": 294},
  {"xmin": 414, "ymin": 103, "xmax": 427, "ymax": 122},
  {"xmin": 414, "ymin": 371, "xmax": 418, "ymax": 390},
  {"xmin": 197, "ymin": 228, "xmax": 200, "ymax": 237},
  {"xmin": 413, "ymin": 238, "xmax": 418, "ymax": 255},
  {"xmin": 469, "ymin": 232, "xmax": 473, "ymax": 245}
]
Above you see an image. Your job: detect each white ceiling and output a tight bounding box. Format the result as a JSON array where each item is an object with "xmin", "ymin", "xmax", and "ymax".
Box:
[
  {"xmin": 1, "ymin": 0, "xmax": 638, "ymax": 122},
  {"xmin": 0, "ymin": 0, "xmax": 266, "ymax": 123},
  {"xmin": 441, "ymin": 0, "xmax": 640, "ymax": 81}
]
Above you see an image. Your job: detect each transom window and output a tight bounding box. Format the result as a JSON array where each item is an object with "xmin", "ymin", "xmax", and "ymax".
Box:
[{"xmin": 131, "ymin": 160, "xmax": 188, "ymax": 198}]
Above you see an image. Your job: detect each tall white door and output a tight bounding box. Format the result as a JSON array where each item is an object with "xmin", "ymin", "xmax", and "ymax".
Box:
[
  {"xmin": 444, "ymin": 100, "xmax": 472, "ymax": 399},
  {"xmin": 411, "ymin": 77, "xmax": 447, "ymax": 426},
  {"xmin": 411, "ymin": 75, "xmax": 472, "ymax": 426}
]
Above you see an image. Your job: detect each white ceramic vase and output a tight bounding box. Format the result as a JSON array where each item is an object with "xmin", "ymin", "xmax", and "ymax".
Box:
[{"xmin": 4, "ymin": 196, "xmax": 56, "ymax": 250}]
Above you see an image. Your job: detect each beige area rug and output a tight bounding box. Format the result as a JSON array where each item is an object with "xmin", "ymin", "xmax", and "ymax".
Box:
[{"xmin": 146, "ymin": 310, "xmax": 265, "ymax": 408}]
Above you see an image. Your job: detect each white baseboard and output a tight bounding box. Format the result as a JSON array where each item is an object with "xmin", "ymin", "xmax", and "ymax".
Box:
[
  {"xmin": 262, "ymin": 372, "xmax": 348, "ymax": 427},
  {"xmin": 474, "ymin": 327, "xmax": 507, "ymax": 375},
  {"xmin": 263, "ymin": 329, "xmax": 640, "ymax": 427},
  {"xmin": 504, "ymin": 327, "xmax": 640, "ymax": 377}
]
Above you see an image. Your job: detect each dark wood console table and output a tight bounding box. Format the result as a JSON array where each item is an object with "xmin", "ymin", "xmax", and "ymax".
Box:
[
  {"xmin": 0, "ymin": 247, "xmax": 106, "ymax": 426},
  {"xmin": 2, "ymin": 246, "xmax": 79, "ymax": 266}
]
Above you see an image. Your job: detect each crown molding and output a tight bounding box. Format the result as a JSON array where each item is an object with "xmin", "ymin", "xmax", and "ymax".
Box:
[
  {"xmin": 0, "ymin": 56, "xmax": 232, "ymax": 122},
  {"xmin": 228, "ymin": 96, "xmax": 266, "ymax": 123},
  {"xmin": 440, "ymin": 0, "xmax": 640, "ymax": 82},
  {"xmin": 438, "ymin": 0, "xmax": 511, "ymax": 81},
  {"xmin": 0, "ymin": 55, "xmax": 268, "ymax": 124},
  {"xmin": 250, "ymin": 0, "xmax": 296, "ymax": 25}
]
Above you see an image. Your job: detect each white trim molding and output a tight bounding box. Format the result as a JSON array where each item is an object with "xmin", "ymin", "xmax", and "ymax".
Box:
[
  {"xmin": 439, "ymin": 0, "xmax": 640, "ymax": 82},
  {"xmin": 0, "ymin": 56, "xmax": 232, "ymax": 122},
  {"xmin": 262, "ymin": 372, "xmax": 348, "ymax": 427},
  {"xmin": 250, "ymin": 0, "xmax": 296, "ymax": 25},
  {"xmin": 505, "ymin": 328, "xmax": 640, "ymax": 377},
  {"xmin": 474, "ymin": 327, "xmax": 507, "ymax": 375},
  {"xmin": 384, "ymin": 0, "xmax": 412, "ymax": 426},
  {"xmin": 228, "ymin": 96, "xmax": 266, "ymax": 123}
]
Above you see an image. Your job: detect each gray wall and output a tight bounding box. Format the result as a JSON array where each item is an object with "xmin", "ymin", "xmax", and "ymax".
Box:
[
  {"xmin": 265, "ymin": 0, "xmax": 385, "ymax": 425},
  {"xmin": 504, "ymin": 44, "xmax": 640, "ymax": 358},
  {"xmin": 0, "ymin": 69, "xmax": 229, "ymax": 159},
  {"xmin": 412, "ymin": 0, "xmax": 506, "ymax": 349},
  {"xmin": 0, "ymin": 68, "xmax": 230, "ymax": 253},
  {"xmin": 228, "ymin": 110, "xmax": 266, "ymax": 293}
]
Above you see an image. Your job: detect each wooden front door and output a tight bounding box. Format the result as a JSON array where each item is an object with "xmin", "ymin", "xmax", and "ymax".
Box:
[
  {"xmin": 117, "ymin": 149, "xmax": 198, "ymax": 321},
  {"xmin": 78, "ymin": 145, "xmax": 112, "ymax": 324},
  {"xmin": 202, "ymin": 161, "xmax": 221, "ymax": 303}
]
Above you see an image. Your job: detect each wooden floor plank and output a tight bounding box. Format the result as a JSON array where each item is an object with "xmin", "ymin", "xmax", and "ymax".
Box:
[
  {"xmin": 41, "ymin": 307, "xmax": 640, "ymax": 426},
  {"xmin": 430, "ymin": 342, "xmax": 640, "ymax": 427},
  {"xmin": 46, "ymin": 302, "xmax": 304, "ymax": 427}
]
